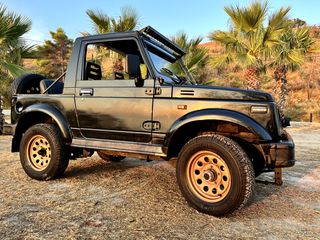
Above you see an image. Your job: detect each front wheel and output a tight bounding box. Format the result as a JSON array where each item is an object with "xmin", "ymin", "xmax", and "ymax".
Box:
[
  {"xmin": 20, "ymin": 124, "xmax": 70, "ymax": 180},
  {"xmin": 176, "ymin": 134, "xmax": 255, "ymax": 216}
]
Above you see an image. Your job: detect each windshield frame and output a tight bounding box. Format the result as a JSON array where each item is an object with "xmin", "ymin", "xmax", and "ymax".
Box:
[{"xmin": 141, "ymin": 36, "xmax": 195, "ymax": 85}]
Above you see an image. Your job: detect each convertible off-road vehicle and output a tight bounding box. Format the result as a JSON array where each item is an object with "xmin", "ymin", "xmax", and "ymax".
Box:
[{"xmin": 10, "ymin": 26, "xmax": 295, "ymax": 216}]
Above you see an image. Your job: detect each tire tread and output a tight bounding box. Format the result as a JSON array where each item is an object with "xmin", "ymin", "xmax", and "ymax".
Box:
[
  {"xmin": 20, "ymin": 123, "xmax": 69, "ymax": 180},
  {"xmin": 176, "ymin": 134, "xmax": 255, "ymax": 216}
]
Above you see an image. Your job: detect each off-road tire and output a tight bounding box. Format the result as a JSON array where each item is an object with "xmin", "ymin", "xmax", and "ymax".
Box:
[
  {"xmin": 10, "ymin": 74, "xmax": 46, "ymax": 96},
  {"xmin": 20, "ymin": 123, "xmax": 70, "ymax": 180},
  {"xmin": 176, "ymin": 134, "xmax": 255, "ymax": 217},
  {"xmin": 97, "ymin": 151, "xmax": 125, "ymax": 162}
]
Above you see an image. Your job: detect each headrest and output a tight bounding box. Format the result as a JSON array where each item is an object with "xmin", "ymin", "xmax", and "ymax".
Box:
[{"xmin": 86, "ymin": 62, "xmax": 102, "ymax": 80}]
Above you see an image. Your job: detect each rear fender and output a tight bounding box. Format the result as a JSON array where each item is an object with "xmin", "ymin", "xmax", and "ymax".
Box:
[{"xmin": 12, "ymin": 104, "xmax": 72, "ymax": 152}]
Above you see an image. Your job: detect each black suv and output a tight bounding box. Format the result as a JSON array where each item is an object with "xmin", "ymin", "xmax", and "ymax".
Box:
[{"xmin": 10, "ymin": 26, "xmax": 295, "ymax": 216}]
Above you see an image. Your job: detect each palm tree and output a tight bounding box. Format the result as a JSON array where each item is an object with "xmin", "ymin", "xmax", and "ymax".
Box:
[
  {"xmin": 86, "ymin": 6, "xmax": 139, "ymax": 34},
  {"xmin": 0, "ymin": 4, "xmax": 32, "ymax": 78},
  {"xmin": 37, "ymin": 28, "xmax": 73, "ymax": 78},
  {"xmin": 272, "ymin": 25, "xmax": 315, "ymax": 118},
  {"xmin": 85, "ymin": 7, "xmax": 139, "ymax": 72},
  {"xmin": 209, "ymin": 1, "xmax": 291, "ymax": 90},
  {"xmin": 171, "ymin": 32, "xmax": 209, "ymax": 81}
]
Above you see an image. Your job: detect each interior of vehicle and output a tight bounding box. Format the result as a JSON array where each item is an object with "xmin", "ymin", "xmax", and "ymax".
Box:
[
  {"xmin": 84, "ymin": 40, "xmax": 148, "ymax": 85},
  {"xmin": 39, "ymin": 39, "xmax": 149, "ymax": 94}
]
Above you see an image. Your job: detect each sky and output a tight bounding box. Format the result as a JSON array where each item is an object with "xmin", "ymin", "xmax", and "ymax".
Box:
[{"xmin": 1, "ymin": 0, "xmax": 320, "ymax": 44}]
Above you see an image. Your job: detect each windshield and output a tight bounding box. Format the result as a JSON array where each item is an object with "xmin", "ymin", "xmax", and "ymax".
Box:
[{"xmin": 144, "ymin": 39, "xmax": 194, "ymax": 85}]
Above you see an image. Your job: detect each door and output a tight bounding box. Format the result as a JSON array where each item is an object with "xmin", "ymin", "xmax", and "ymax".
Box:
[{"xmin": 75, "ymin": 38, "xmax": 154, "ymax": 142}]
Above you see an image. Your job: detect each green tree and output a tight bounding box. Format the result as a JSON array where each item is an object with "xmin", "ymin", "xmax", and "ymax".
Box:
[
  {"xmin": 0, "ymin": 4, "xmax": 33, "ymax": 104},
  {"xmin": 36, "ymin": 28, "xmax": 73, "ymax": 78},
  {"xmin": 209, "ymin": 1, "xmax": 291, "ymax": 90},
  {"xmin": 171, "ymin": 32, "xmax": 209, "ymax": 81},
  {"xmin": 86, "ymin": 6, "xmax": 139, "ymax": 34},
  {"xmin": 85, "ymin": 7, "xmax": 139, "ymax": 72},
  {"xmin": 272, "ymin": 25, "xmax": 315, "ymax": 117},
  {"xmin": 0, "ymin": 4, "xmax": 33, "ymax": 78}
]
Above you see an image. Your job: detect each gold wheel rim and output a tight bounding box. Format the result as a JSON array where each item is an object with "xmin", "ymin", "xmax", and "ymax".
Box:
[
  {"xmin": 187, "ymin": 151, "xmax": 231, "ymax": 203},
  {"xmin": 26, "ymin": 135, "xmax": 51, "ymax": 171}
]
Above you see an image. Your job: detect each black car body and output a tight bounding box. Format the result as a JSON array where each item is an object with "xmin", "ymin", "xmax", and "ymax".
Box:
[{"xmin": 10, "ymin": 26, "xmax": 295, "ymax": 216}]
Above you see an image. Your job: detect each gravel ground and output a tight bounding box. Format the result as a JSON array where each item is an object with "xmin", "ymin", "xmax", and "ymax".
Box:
[{"xmin": 0, "ymin": 125, "xmax": 319, "ymax": 239}]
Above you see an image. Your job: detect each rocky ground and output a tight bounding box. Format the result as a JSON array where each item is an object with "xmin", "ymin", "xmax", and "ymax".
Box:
[{"xmin": 0, "ymin": 124, "xmax": 319, "ymax": 239}]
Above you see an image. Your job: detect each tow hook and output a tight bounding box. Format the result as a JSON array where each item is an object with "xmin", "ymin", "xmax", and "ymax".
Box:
[{"xmin": 274, "ymin": 168, "xmax": 283, "ymax": 185}]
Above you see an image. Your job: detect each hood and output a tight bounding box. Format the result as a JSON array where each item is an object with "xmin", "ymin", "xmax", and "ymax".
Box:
[{"xmin": 172, "ymin": 85, "xmax": 274, "ymax": 102}]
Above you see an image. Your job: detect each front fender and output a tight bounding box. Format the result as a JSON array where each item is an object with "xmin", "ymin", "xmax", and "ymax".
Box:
[
  {"xmin": 15, "ymin": 103, "xmax": 72, "ymax": 140},
  {"xmin": 164, "ymin": 109, "xmax": 272, "ymax": 147}
]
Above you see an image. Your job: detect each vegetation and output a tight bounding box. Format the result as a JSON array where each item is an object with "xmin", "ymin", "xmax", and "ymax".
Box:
[
  {"xmin": 84, "ymin": 7, "xmax": 139, "ymax": 72},
  {"xmin": 0, "ymin": 4, "xmax": 35, "ymax": 105},
  {"xmin": 209, "ymin": 1, "xmax": 291, "ymax": 90},
  {"xmin": 171, "ymin": 32, "xmax": 209, "ymax": 81},
  {"xmin": 0, "ymin": 3, "xmax": 320, "ymax": 121},
  {"xmin": 209, "ymin": 1, "xmax": 316, "ymax": 118},
  {"xmin": 36, "ymin": 28, "xmax": 73, "ymax": 78},
  {"xmin": 85, "ymin": 7, "xmax": 139, "ymax": 34},
  {"xmin": 201, "ymin": 28, "xmax": 320, "ymax": 121},
  {"xmin": 271, "ymin": 22, "xmax": 315, "ymax": 117}
]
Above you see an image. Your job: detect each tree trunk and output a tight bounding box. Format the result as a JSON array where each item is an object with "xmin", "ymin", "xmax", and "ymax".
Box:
[
  {"xmin": 273, "ymin": 79, "xmax": 281, "ymax": 103},
  {"xmin": 274, "ymin": 65, "xmax": 287, "ymax": 119},
  {"xmin": 245, "ymin": 67, "xmax": 260, "ymax": 90}
]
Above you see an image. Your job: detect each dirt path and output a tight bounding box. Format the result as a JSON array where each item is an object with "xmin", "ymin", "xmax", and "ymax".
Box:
[{"xmin": 0, "ymin": 125, "xmax": 319, "ymax": 239}]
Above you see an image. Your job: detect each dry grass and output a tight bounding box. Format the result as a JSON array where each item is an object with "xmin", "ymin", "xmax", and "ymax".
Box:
[{"xmin": 0, "ymin": 125, "xmax": 319, "ymax": 239}]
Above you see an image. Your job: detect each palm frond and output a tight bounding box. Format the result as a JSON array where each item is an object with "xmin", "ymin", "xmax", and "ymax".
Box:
[
  {"xmin": 264, "ymin": 6, "xmax": 291, "ymax": 48},
  {"xmin": 0, "ymin": 3, "xmax": 31, "ymax": 79},
  {"xmin": 0, "ymin": 4, "xmax": 31, "ymax": 48},
  {"xmin": 86, "ymin": 7, "xmax": 139, "ymax": 34},
  {"xmin": 118, "ymin": 6, "xmax": 139, "ymax": 31},
  {"xmin": 240, "ymin": 1, "xmax": 268, "ymax": 33},
  {"xmin": 210, "ymin": 53, "xmax": 234, "ymax": 68},
  {"xmin": 224, "ymin": 5, "xmax": 243, "ymax": 31},
  {"xmin": 0, "ymin": 59, "xmax": 26, "ymax": 77},
  {"xmin": 86, "ymin": 9, "xmax": 111, "ymax": 34},
  {"xmin": 171, "ymin": 32, "xmax": 208, "ymax": 77},
  {"xmin": 210, "ymin": 31, "xmax": 233, "ymax": 44},
  {"xmin": 237, "ymin": 52, "xmax": 257, "ymax": 66}
]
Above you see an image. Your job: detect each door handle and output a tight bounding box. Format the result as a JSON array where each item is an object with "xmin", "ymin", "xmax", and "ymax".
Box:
[{"xmin": 80, "ymin": 88, "xmax": 94, "ymax": 96}]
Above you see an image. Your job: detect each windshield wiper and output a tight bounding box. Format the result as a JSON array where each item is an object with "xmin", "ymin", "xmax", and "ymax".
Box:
[
  {"xmin": 178, "ymin": 59, "xmax": 196, "ymax": 85},
  {"xmin": 160, "ymin": 68, "xmax": 182, "ymax": 84}
]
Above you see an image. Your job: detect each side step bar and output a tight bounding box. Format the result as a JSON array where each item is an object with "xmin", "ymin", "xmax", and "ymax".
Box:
[{"xmin": 71, "ymin": 138, "xmax": 167, "ymax": 157}]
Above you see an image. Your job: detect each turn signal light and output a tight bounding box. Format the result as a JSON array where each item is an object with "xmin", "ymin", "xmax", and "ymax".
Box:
[{"xmin": 250, "ymin": 105, "xmax": 268, "ymax": 114}]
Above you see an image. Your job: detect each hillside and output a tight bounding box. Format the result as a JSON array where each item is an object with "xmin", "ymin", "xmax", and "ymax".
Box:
[{"xmin": 199, "ymin": 38, "xmax": 320, "ymax": 122}]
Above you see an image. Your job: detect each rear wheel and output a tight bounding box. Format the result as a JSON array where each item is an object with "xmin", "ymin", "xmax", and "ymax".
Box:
[
  {"xmin": 97, "ymin": 151, "xmax": 125, "ymax": 162},
  {"xmin": 20, "ymin": 124, "xmax": 69, "ymax": 180},
  {"xmin": 176, "ymin": 134, "xmax": 255, "ymax": 216}
]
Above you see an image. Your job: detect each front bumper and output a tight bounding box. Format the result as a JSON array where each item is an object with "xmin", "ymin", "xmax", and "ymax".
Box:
[{"xmin": 260, "ymin": 132, "xmax": 295, "ymax": 168}]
